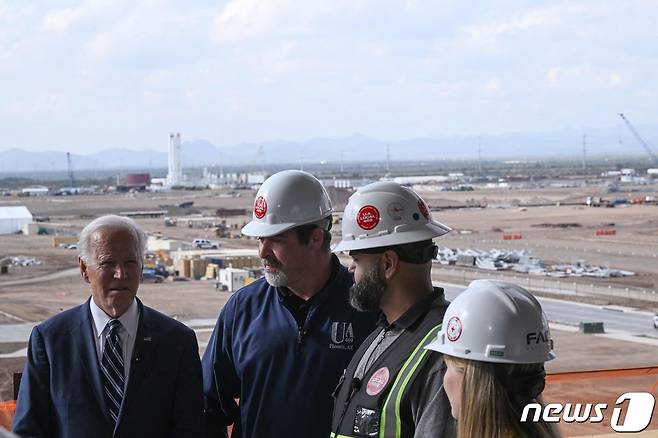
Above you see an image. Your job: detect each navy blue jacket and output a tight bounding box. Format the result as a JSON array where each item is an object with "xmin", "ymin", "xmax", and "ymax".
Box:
[
  {"xmin": 202, "ymin": 260, "xmax": 376, "ymax": 438},
  {"xmin": 13, "ymin": 297, "xmax": 204, "ymax": 438}
]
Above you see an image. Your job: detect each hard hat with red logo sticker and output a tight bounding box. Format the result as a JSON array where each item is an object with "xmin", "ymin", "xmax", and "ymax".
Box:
[
  {"xmin": 241, "ymin": 170, "xmax": 333, "ymax": 237},
  {"xmin": 332, "ymin": 181, "xmax": 451, "ymax": 252},
  {"xmin": 425, "ymin": 280, "xmax": 556, "ymax": 364}
]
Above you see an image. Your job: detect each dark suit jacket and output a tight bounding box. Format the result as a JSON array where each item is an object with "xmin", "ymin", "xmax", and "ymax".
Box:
[{"xmin": 13, "ymin": 297, "xmax": 203, "ymax": 438}]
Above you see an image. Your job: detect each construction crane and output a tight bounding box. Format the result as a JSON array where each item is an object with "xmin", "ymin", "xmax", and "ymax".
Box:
[
  {"xmin": 617, "ymin": 113, "xmax": 658, "ymax": 166},
  {"xmin": 66, "ymin": 152, "xmax": 76, "ymax": 191}
]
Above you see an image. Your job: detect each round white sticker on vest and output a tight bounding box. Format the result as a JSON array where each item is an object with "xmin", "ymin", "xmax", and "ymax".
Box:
[{"xmin": 366, "ymin": 367, "xmax": 390, "ymax": 396}]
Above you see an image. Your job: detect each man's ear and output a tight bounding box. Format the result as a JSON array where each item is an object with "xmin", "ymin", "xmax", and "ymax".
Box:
[
  {"xmin": 79, "ymin": 257, "xmax": 90, "ymax": 283},
  {"xmin": 381, "ymin": 250, "xmax": 399, "ymax": 280},
  {"xmin": 310, "ymin": 227, "xmax": 325, "ymax": 249}
]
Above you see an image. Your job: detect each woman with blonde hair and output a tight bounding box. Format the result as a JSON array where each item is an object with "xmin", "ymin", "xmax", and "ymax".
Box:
[{"xmin": 426, "ymin": 280, "xmax": 561, "ymax": 438}]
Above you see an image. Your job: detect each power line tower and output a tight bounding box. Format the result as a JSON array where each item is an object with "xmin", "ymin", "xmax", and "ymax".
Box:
[{"xmin": 66, "ymin": 152, "xmax": 76, "ymax": 190}]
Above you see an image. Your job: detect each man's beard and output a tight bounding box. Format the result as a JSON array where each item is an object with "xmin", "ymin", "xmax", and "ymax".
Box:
[
  {"xmin": 263, "ymin": 257, "xmax": 289, "ymax": 287},
  {"xmin": 349, "ymin": 264, "xmax": 387, "ymax": 312}
]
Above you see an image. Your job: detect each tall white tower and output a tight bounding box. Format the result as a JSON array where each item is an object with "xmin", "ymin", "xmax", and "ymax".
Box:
[{"xmin": 167, "ymin": 132, "xmax": 182, "ymax": 186}]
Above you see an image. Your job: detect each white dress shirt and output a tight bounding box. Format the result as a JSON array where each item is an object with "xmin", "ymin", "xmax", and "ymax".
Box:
[{"xmin": 89, "ymin": 298, "xmax": 140, "ymax": 388}]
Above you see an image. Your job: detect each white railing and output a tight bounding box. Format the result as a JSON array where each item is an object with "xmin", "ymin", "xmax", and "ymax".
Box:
[{"xmin": 433, "ymin": 267, "xmax": 658, "ymax": 303}]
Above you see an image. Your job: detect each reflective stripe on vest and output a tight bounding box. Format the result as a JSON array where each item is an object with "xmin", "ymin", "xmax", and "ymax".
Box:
[
  {"xmin": 330, "ymin": 290, "xmax": 449, "ymax": 438},
  {"xmin": 379, "ymin": 324, "xmax": 442, "ymax": 438}
]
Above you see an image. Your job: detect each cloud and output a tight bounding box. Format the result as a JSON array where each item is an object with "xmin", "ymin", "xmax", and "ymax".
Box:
[
  {"xmin": 40, "ymin": 1, "xmax": 127, "ymax": 34},
  {"xmin": 41, "ymin": 7, "xmax": 84, "ymax": 32},
  {"xmin": 607, "ymin": 72, "xmax": 624, "ymax": 87},
  {"xmin": 464, "ymin": 8, "xmax": 560, "ymax": 43},
  {"xmin": 484, "ymin": 78, "xmax": 503, "ymax": 95},
  {"xmin": 0, "ymin": 93, "xmax": 67, "ymax": 117},
  {"xmin": 546, "ymin": 66, "xmax": 587, "ymax": 88},
  {"xmin": 212, "ymin": 0, "xmax": 289, "ymax": 43},
  {"xmin": 458, "ymin": 4, "xmax": 591, "ymax": 55},
  {"xmin": 1, "ymin": 0, "xmax": 658, "ymax": 152},
  {"xmin": 546, "ymin": 65, "xmax": 627, "ymax": 90},
  {"xmin": 211, "ymin": 0, "xmax": 369, "ymax": 43},
  {"xmin": 546, "ymin": 67, "xmax": 562, "ymax": 87}
]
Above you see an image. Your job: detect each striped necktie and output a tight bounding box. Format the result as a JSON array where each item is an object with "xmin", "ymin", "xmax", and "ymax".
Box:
[{"xmin": 101, "ymin": 319, "xmax": 125, "ymax": 426}]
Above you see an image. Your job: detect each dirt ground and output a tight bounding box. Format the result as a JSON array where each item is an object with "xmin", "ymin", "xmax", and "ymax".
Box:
[
  {"xmin": 1, "ymin": 184, "xmax": 658, "ymax": 435},
  {"xmin": 2, "ymin": 185, "xmax": 658, "ymax": 287}
]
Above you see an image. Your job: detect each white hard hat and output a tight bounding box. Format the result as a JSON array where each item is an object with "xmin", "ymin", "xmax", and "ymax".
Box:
[
  {"xmin": 241, "ymin": 170, "xmax": 333, "ymax": 237},
  {"xmin": 426, "ymin": 280, "xmax": 555, "ymax": 364},
  {"xmin": 332, "ymin": 181, "xmax": 451, "ymax": 253}
]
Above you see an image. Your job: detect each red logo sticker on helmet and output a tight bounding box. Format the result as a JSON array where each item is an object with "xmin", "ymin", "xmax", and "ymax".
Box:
[
  {"xmin": 446, "ymin": 316, "xmax": 462, "ymax": 342},
  {"xmin": 356, "ymin": 205, "xmax": 380, "ymax": 230},
  {"xmin": 418, "ymin": 200, "xmax": 430, "ymax": 220},
  {"xmin": 366, "ymin": 367, "xmax": 390, "ymax": 396},
  {"xmin": 254, "ymin": 196, "xmax": 267, "ymax": 219}
]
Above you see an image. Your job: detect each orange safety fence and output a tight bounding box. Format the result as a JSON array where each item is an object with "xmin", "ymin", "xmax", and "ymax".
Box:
[
  {"xmin": 502, "ymin": 233, "xmax": 523, "ymax": 240},
  {"xmin": 0, "ymin": 400, "xmax": 16, "ymax": 431},
  {"xmin": 544, "ymin": 367, "xmax": 658, "ymax": 437}
]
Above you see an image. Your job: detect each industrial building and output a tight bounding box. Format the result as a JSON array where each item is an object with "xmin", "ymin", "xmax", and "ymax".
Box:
[
  {"xmin": 0, "ymin": 206, "xmax": 33, "ymax": 235},
  {"xmin": 117, "ymin": 173, "xmax": 152, "ymax": 191},
  {"xmin": 167, "ymin": 132, "xmax": 183, "ymax": 186}
]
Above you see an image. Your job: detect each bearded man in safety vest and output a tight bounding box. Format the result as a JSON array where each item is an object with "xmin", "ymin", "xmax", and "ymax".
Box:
[{"xmin": 330, "ymin": 181, "xmax": 455, "ymax": 438}]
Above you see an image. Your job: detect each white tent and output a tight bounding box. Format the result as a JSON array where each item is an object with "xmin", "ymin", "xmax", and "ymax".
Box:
[{"xmin": 0, "ymin": 206, "xmax": 33, "ymax": 234}]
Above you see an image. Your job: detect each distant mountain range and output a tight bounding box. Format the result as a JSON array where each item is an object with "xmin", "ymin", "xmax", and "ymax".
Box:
[{"xmin": 1, "ymin": 125, "xmax": 657, "ymax": 173}]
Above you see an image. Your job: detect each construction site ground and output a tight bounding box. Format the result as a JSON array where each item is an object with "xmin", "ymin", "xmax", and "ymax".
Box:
[{"xmin": 1, "ymin": 185, "xmax": 658, "ymax": 436}]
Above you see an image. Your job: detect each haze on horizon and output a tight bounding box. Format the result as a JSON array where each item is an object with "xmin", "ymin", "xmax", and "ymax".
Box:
[{"xmin": 1, "ymin": 0, "xmax": 657, "ymax": 155}]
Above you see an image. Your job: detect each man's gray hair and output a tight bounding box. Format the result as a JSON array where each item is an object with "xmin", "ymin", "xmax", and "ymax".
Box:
[{"xmin": 78, "ymin": 215, "xmax": 147, "ymax": 265}]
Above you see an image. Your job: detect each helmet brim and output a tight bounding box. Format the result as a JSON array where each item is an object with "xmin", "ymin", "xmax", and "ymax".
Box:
[
  {"xmin": 424, "ymin": 337, "xmax": 446, "ymax": 354},
  {"xmin": 241, "ymin": 221, "xmax": 298, "ymax": 238},
  {"xmin": 425, "ymin": 337, "xmax": 557, "ymax": 363},
  {"xmin": 332, "ymin": 221, "xmax": 451, "ymax": 253},
  {"xmin": 241, "ymin": 214, "xmax": 332, "ymax": 238}
]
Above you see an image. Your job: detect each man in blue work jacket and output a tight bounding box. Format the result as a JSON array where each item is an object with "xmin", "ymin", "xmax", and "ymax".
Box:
[{"xmin": 202, "ymin": 170, "xmax": 377, "ymax": 438}]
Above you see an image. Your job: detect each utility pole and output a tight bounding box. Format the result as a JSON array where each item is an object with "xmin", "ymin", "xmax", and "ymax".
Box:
[
  {"xmin": 386, "ymin": 144, "xmax": 390, "ymax": 173},
  {"xmin": 477, "ymin": 136, "xmax": 482, "ymax": 174},
  {"xmin": 257, "ymin": 145, "xmax": 265, "ymax": 174},
  {"xmin": 66, "ymin": 152, "xmax": 76, "ymax": 190},
  {"xmin": 582, "ymin": 135, "xmax": 587, "ymax": 171}
]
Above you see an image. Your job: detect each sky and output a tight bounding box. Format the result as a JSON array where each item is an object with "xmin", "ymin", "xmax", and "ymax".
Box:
[{"xmin": 1, "ymin": 0, "xmax": 657, "ymax": 154}]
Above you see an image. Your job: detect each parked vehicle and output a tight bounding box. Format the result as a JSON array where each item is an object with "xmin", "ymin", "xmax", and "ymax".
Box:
[
  {"xmin": 142, "ymin": 271, "xmax": 165, "ymax": 283},
  {"xmin": 143, "ymin": 265, "xmax": 169, "ymax": 279},
  {"xmin": 192, "ymin": 238, "xmax": 218, "ymax": 249}
]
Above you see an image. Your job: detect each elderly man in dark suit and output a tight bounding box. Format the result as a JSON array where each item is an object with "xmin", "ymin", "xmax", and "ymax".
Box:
[{"xmin": 13, "ymin": 215, "xmax": 203, "ymax": 438}]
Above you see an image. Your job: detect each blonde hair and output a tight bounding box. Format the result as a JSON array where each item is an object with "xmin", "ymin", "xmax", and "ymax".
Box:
[{"xmin": 446, "ymin": 356, "xmax": 561, "ymax": 438}]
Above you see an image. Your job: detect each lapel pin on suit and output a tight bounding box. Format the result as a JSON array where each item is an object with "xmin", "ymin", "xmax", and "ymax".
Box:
[{"xmin": 134, "ymin": 337, "xmax": 152, "ymax": 363}]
